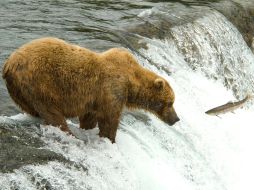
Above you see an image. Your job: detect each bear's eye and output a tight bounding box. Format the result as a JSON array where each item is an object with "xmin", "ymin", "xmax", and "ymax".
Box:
[
  {"xmin": 157, "ymin": 102, "xmax": 164, "ymax": 108},
  {"xmin": 153, "ymin": 102, "xmax": 164, "ymax": 110}
]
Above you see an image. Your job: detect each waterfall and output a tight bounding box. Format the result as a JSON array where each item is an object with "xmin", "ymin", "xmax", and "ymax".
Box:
[{"xmin": 1, "ymin": 1, "xmax": 254, "ymax": 190}]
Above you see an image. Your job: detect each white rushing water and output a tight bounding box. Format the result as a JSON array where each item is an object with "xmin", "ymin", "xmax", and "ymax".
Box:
[{"xmin": 1, "ymin": 8, "xmax": 254, "ymax": 190}]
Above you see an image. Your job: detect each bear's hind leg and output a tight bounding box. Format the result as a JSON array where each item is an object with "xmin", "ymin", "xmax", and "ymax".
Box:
[
  {"xmin": 5, "ymin": 78, "xmax": 39, "ymax": 117},
  {"xmin": 79, "ymin": 112, "xmax": 97, "ymax": 130},
  {"xmin": 36, "ymin": 106, "xmax": 72, "ymax": 135}
]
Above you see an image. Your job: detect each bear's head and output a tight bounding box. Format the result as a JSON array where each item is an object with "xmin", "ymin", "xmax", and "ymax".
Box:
[{"xmin": 148, "ymin": 78, "xmax": 180, "ymax": 126}]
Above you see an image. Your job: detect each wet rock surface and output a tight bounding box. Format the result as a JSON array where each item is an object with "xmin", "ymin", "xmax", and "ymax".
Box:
[
  {"xmin": 0, "ymin": 120, "xmax": 68, "ymax": 173},
  {"xmin": 213, "ymin": 0, "xmax": 254, "ymax": 49},
  {"xmin": 126, "ymin": 0, "xmax": 254, "ymax": 50}
]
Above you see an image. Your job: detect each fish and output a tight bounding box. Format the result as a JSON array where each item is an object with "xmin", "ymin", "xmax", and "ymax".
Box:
[{"xmin": 205, "ymin": 95, "xmax": 253, "ymax": 116}]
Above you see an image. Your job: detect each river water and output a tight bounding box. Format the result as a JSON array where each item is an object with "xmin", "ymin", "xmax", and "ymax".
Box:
[{"xmin": 0, "ymin": 0, "xmax": 254, "ymax": 190}]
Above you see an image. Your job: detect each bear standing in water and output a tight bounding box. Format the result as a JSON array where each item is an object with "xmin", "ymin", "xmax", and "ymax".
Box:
[{"xmin": 2, "ymin": 37, "xmax": 179, "ymax": 143}]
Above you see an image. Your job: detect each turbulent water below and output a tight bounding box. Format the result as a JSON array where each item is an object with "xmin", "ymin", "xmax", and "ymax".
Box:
[{"xmin": 1, "ymin": 0, "xmax": 254, "ymax": 190}]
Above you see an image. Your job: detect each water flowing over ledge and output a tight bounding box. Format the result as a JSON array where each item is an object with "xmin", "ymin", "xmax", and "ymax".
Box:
[{"xmin": 1, "ymin": 1, "xmax": 254, "ymax": 190}]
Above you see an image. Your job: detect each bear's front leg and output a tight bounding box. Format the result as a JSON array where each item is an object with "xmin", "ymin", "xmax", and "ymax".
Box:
[
  {"xmin": 98, "ymin": 115, "xmax": 120, "ymax": 143},
  {"xmin": 79, "ymin": 112, "xmax": 97, "ymax": 130},
  {"xmin": 98, "ymin": 86, "xmax": 126, "ymax": 143}
]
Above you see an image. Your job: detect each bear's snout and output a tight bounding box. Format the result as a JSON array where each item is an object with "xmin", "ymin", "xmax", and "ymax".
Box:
[
  {"xmin": 168, "ymin": 115, "xmax": 180, "ymax": 126},
  {"xmin": 163, "ymin": 107, "xmax": 180, "ymax": 126}
]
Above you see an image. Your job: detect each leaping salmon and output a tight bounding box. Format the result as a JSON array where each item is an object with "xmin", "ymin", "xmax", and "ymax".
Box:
[{"xmin": 205, "ymin": 95, "xmax": 252, "ymax": 116}]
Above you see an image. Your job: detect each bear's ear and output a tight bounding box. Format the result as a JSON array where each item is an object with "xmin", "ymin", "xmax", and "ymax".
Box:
[{"xmin": 154, "ymin": 78, "xmax": 165, "ymax": 90}]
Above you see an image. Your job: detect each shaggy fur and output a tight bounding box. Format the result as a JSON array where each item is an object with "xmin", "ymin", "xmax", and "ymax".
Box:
[{"xmin": 2, "ymin": 37, "xmax": 179, "ymax": 143}]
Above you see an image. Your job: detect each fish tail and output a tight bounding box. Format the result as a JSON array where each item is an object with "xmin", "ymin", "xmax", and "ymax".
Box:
[{"xmin": 244, "ymin": 94, "xmax": 254, "ymax": 102}]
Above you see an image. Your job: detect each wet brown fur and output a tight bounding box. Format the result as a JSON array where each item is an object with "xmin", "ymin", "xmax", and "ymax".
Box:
[{"xmin": 2, "ymin": 37, "xmax": 179, "ymax": 143}]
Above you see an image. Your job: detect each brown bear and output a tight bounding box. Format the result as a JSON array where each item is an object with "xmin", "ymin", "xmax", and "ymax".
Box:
[{"xmin": 2, "ymin": 37, "xmax": 179, "ymax": 143}]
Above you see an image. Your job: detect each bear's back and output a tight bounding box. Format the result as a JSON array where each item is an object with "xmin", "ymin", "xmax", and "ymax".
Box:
[{"xmin": 2, "ymin": 37, "xmax": 99, "ymax": 80}]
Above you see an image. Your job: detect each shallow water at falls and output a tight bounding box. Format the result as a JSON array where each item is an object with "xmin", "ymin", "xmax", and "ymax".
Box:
[{"xmin": 0, "ymin": 0, "xmax": 254, "ymax": 190}]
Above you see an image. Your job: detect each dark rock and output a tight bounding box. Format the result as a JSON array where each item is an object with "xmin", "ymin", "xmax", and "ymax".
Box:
[
  {"xmin": 213, "ymin": 0, "xmax": 254, "ymax": 50},
  {"xmin": 0, "ymin": 120, "xmax": 68, "ymax": 173},
  {"xmin": 127, "ymin": 0, "xmax": 254, "ymax": 50}
]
